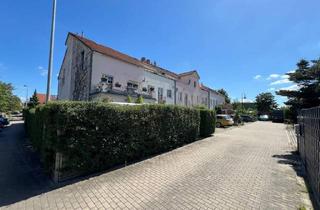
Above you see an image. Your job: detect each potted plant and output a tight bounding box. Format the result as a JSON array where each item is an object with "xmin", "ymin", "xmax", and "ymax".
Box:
[{"xmin": 115, "ymin": 82, "xmax": 121, "ymax": 88}]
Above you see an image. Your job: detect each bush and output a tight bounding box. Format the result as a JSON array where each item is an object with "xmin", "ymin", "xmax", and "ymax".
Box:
[
  {"xmin": 199, "ymin": 108, "xmax": 216, "ymax": 137},
  {"xmin": 126, "ymin": 96, "xmax": 133, "ymax": 103},
  {"xmin": 24, "ymin": 102, "xmax": 200, "ymax": 176},
  {"xmin": 135, "ymin": 95, "xmax": 144, "ymax": 104}
]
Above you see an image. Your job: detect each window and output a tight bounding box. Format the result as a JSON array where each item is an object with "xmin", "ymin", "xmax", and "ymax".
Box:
[
  {"xmin": 188, "ymin": 80, "xmax": 191, "ymax": 85},
  {"xmin": 80, "ymin": 51, "xmax": 85, "ymax": 70},
  {"xmin": 191, "ymin": 95, "xmax": 194, "ymax": 105},
  {"xmin": 167, "ymin": 89, "xmax": 172, "ymax": 98},
  {"xmin": 179, "ymin": 92, "xmax": 183, "ymax": 101},
  {"xmin": 148, "ymin": 85, "xmax": 155, "ymax": 94},
  {"xmin": 127, "ymin": 81, "xmax": 138, "ymax": 90},
  {"xmin": 184, "ymin": 94, "xmax": 188, "ymax": 106},
  {"xmin": 194, "ymin": 81, "xmax": 196, "ymax": 88},
  {"xmin": 158, "ymin": 87, "xmax": 164, "ymax": 101}
]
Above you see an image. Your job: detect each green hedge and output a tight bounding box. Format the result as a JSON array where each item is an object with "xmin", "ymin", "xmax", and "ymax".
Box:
[
  {"xmin": 24, "ymin": 102, "xmax": 200, "ymax": 175},
  {"xmin": 199, "ymin": 109, "xmax": 216, "ymax": 137}
]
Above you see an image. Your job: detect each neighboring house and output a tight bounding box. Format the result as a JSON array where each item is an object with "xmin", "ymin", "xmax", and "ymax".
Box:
[
  {"xmin": 58, "ymin": 32, "xmax": 225, "ymax": 109},
  {"xmin": 36, "ymin": 93, "xmax": 57, "ymax": 104}
]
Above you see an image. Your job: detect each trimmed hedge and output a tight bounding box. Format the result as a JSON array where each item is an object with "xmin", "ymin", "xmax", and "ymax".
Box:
[
  {"xmin": 199, "ymin": 109, "xmax": 216, "ymax": 137},
  {"xmin": 24, "ymin": 102, "xmax": 201, "ymax": 175}
]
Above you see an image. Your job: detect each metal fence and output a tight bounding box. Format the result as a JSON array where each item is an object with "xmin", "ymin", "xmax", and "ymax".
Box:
[{"xmin": 297, "ymin": 107, "xmax": 320, "ymax": 207}]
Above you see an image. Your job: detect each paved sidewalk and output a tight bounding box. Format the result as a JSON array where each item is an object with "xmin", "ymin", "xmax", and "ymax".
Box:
[
  {"xmin": 3, "ymin": 122, "xmax": 308, "ymax": 209},
  {"xmin": 0, "ymin": 122, "xmax": 53, "ymax": 207}
]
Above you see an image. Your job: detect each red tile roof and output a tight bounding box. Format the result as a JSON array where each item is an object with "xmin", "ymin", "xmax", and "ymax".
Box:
[
  {"xmin": 178, "ymin": 70, "xmax": 200, "ymax": 79},
  {"xmin": 68, "ymin": 33, "xmax": 222, "ymax": 98},
  {"xmin": 36, "ymin": 94, "xmax": 57, "ymax": 104},
  {"xmin": 69, "ymin": 33, "xmax": 179, "ymax": 80}
]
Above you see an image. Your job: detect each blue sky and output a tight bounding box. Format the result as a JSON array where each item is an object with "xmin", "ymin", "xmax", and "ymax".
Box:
[{"xmin": 1, "ymin": 0, "xmax": 320, "ymax": 104}]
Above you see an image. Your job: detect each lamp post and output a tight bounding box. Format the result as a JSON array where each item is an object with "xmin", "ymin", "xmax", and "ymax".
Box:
[
  {"xmin": 24, "ymin": 85, "xmax": 28, "ymax": 107},
  {"xmin": 46, "ymin": 0, "xmax": 57, "ymax": 103}
]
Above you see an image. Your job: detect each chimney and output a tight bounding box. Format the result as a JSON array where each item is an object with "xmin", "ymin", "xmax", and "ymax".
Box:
[{"xmin": 141, "ymin": 57, "xmax": 146, "ymax": 62}]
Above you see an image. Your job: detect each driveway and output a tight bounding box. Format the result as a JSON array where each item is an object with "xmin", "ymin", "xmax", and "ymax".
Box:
[{"xmin": 2, "ymin": 122, "xmax": 309, "ymax": 209}]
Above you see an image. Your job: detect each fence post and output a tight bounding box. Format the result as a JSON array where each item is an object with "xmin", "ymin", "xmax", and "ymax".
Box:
[{"xmin": 53, "ymin": 128, "xmax": 63, "ymax": 183}]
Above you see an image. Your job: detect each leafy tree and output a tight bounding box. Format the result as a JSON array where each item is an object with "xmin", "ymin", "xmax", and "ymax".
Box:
[
  {"xmin": 277, "ymin": 59, "xmax": 320, "ymax": 121},
  {"xmin": 217, "ymin": 88, "xmax": 231, "ymax": 104},
  {"xmin": 10, "ymin": 95, "xmax": 22, "ymax": 111},
  {"xmin": 28, "ymin": 90, "xmax": 40, "ymax": 108},
  {"xmin": 0, "ymin": 81, "xmax": 22, "ymax": 112},
  {"xmin": 215, "ymin": 105, "xmax": 223, "ymax": 114},
  {"xmin": 255, "ymin": 92, "xmax": 277, "ymax": 115}
]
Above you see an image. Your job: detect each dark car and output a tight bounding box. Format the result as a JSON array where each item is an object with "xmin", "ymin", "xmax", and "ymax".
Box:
[
  {"xmin": 272, "ymin": 110, "xmax": 284, "ymax": 123},
  {"xmin": 0, "ymin": 115, "xmax": 9, "ymax": 126},
  {"xmin": 241, "ymin": 115, "xmax": 255, "ymax": 122}
]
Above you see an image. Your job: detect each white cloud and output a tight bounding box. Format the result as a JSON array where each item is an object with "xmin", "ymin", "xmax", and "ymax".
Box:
[
  {"xmin": 254, "ymin": 75, "xmax": 262, "ymax": 80},
  {"xmin": 270, "ymin": 78, "xmax": 291, "ymax": 86},
  {"xmin": 38, "ymin": 66, "xmax": 48, "ymax": 77},
  {"xmin": 267, "ymin": 73, "xmax": 290, "ymax": 81},
  {"xmin": 279, "ymin": 84, "xmax": 299, "ymax": 91},
  {"xmin": 267, "ymin": 74, "xmax": 280, "ymax": 80},
  {"xmin": 281, "ymin": 74, "xmax": 289, "ymax": 79},
  {"xmin": 267, "ymin": 87, "xmax": 275, "ymax": 91}
]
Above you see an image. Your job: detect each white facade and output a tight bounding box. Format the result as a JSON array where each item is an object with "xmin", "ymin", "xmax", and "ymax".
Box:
[{"xmin": 58, "ymin": 33, "xmax": 225, "ymax": 108}]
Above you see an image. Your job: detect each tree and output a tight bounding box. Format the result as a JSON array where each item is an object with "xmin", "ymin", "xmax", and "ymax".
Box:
[
  {"xmin": 217, "ymin": 88, "xmax": 231, "ymax": 103},
  {"xmin": 0, "ymin": 81, "xmax": 22, "ymax": 112},
  {"xmin": 10, "ymin": 95, "xmax": 22, "ymax": 111},
  {"xmin": 28, "ymin": 90, "xmax": 40, "ymax": 108},
  {"xmin": 276, "ymin": 59, "xmax": 320, "ymax": 121},
  {"xmin": 255, "ymin": 92, "xmax": 277, "ymax": 115}
]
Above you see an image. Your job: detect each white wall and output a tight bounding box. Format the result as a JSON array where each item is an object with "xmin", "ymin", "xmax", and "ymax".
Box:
[
  {"xmin": 91, "ymin": 52, "xmax": 175, "ymax": 104},
  {"xmin": 210, "ymin": 91, "xmax": 225, "ymax": 107},
  {"xmin": 142, "ymin": 70, "xmax": 175, "ymax": 104},
  {"xmin": 58, "ymin": 37, "xmax": 74, "ymax": 100}
]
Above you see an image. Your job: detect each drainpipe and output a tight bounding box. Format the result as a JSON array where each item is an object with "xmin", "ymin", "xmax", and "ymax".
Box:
[
  {"xmin": 174, "ymin": 80, "xmax": 177, "ymax": 105},
  {"xmin": 208, "ymin": 91, "xmax": 210, "ymax": 109}
]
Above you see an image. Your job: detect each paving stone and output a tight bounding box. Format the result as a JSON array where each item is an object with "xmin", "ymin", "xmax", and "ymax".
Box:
[{"xmin": 1, "ymin": 122, "xmax": 308, "ymax": 209}]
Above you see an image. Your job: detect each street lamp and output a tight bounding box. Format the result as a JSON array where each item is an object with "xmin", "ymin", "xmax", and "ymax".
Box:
[
  {"xmin": 46, "ymin": 0, "xmax": 57, "ymax": 103},
  {"xmin": 24, "ymin": 85, "xmax": 28, "ymax": 107}
]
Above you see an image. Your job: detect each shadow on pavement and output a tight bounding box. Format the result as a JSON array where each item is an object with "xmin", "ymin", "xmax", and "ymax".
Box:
[
  {"xmin": 0, "ymin": 122, "xmax": 55, "ymax": 207},
  {"xmin": 272, "ymin": 151, "xmax": 317, "ymax": 209}
]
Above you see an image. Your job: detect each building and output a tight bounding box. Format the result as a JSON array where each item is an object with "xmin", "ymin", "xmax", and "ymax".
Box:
[
  {"xmin": 36, "ymin": 93, "xmax": 57, "ymax": 104},
  {"xmin": 58, "ymin": 33, "xmax": 225, "ymax": 109}
]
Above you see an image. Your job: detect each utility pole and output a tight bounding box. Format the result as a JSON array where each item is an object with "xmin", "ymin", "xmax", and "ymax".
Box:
[{"xmin": 46, "ymin": 0, "xmax": 57, "ymax": 103}]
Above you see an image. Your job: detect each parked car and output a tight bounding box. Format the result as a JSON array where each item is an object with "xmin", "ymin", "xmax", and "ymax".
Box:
[
  {"xmin": 241, "ymin": 115, "xmax": 255, "ymax": 122},
  {"xmin": 216, "ymin": 114, "xmax": 234, "ymax": 127},
  {"xmin": 0, "ymin": 115, "xmax": 9, "ymax": 126},
  {"xmin": 271, "ymin": 110, "xmax": 284, "ymax": 123},
  {"xmin": 258, "ymin": 115, "xmax": 269, "ymax": 121}
]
